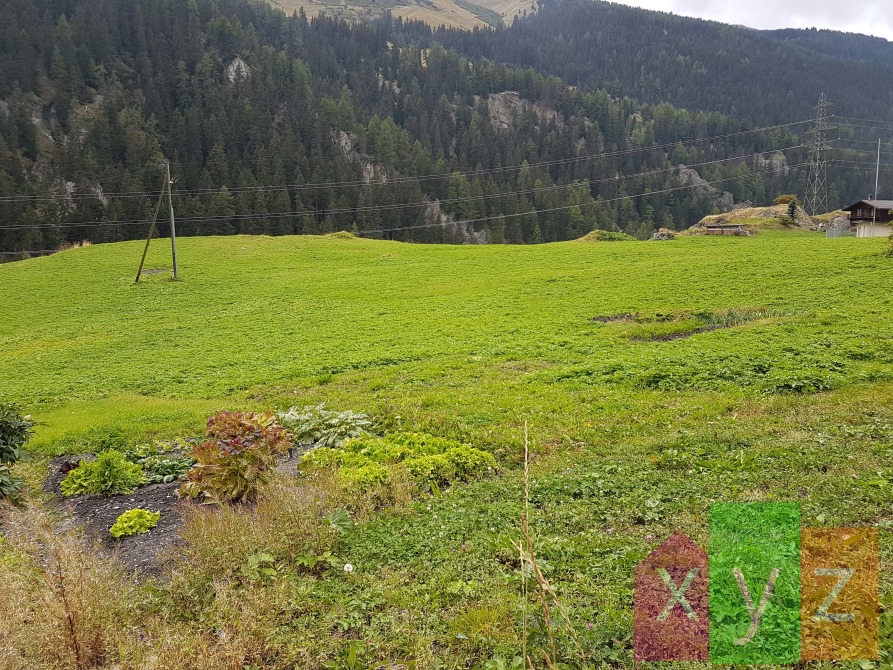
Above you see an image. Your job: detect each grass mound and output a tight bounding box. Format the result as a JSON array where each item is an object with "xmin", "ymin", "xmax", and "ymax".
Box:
[
  {"xmin": 577, "ymin": 229, "xmax": 637, "ymax": 241},
  {"xmin": 692, "ymin": 204, "xmax": 822, "ymax": 233}
]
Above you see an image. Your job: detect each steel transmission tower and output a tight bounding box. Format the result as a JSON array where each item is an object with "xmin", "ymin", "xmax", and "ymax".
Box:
[{"xmin": 805, "ymin": 93, "xmax": 833, "ymax": 215}]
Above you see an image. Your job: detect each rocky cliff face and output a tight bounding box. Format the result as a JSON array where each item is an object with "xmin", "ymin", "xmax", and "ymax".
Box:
[{"xmin": 675, "ymin": 165, "xmax": 735, "ymax": 211}]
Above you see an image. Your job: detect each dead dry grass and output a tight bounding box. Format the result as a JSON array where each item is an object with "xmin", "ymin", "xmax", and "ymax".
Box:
[
  {"xmin": 0, "ymin": 504, "xmax": 136, "ymax": 670},
  {"xmin": 474, "ymin": 0, "xmax": 536, "ymax": 24},
  {"xmin": 390, "ymin": 0, "xmax": 486, "ymax": 29},
  {"xmin": 174, "ymin": 473, "xmax": 335, "ymax": 577}
]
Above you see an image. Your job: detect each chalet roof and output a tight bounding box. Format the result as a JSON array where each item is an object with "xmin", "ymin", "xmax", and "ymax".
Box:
[{"xmin": 843, "ymin": 199, "xmax": 893, "ymax": 211}]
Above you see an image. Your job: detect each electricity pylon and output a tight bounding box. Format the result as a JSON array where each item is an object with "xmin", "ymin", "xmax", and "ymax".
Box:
[{"xmin": 804, "ymin": 93, "xmax": 833, "ymax": 216}]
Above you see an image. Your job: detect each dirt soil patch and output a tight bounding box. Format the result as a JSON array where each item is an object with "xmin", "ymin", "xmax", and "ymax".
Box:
[
  {"xmin": 590, "ymin": 312, "xmax": 639, "ymax": 323},
  {"xmin": 632, "ymin": 324, "xmax": 722, "ymax": 342},
  {"xmin": 45, "ymin": 457, "xmax": 185, "ymax": 578}
]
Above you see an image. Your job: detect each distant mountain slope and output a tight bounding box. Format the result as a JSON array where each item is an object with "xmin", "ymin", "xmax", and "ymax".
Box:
[
  {"xmin": 266, "ymin": 0, "xmax": 533, "ymax": 27},
  {"xmin": 0, "ymin": 0, "xmax": 884, "ymax": 258},
  {"xmin": 267, "ymin": 0, "xmax": 514, "ymax": 27},
  {"xmin": 762, "ymin": 28, "xmax": 893, "ymax": 68},
  {"xmin": 433, "ymin": 0, "xmax": 893, "ymax": 124}
]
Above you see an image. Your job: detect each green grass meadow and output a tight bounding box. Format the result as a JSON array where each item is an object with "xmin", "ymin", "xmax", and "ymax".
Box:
[{"xmin": 2, "ymin": 231, "xmax": 893, "ymax": 667}]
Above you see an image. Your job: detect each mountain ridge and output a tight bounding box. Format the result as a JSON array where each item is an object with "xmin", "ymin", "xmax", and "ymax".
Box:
[{"xmin": 0, "ymin": 0, "xmax": 887, "ymax": 258}]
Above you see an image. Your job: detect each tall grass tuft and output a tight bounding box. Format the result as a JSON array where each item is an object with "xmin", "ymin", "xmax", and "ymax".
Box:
[
  {"xmin": 514, "ymin": 423, "xmax": 586, "ymax": 669},
  {"xmin": 0, "ymin": 504, "xmax": 135, "ymax": 670},
  {"xmin": 175, "ymin": 473, "xmax": 337, "ymax": 578}
]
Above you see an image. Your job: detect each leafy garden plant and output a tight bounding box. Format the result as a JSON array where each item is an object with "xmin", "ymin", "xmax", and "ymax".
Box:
[
  {"xmin": 277, "ymin": 404, "xmax": 373, "ymax": 448},
  {"xmin": 179, "ymin": 411, "xmax": 291, "ymax": 503},
  {"xmin": 124, "ymin": 442, "xmax": 195, "ymax": 484},
  {"xmin": 109, "ymin": 508, "xmax": 160, "ymax": 538},
  {"xmin": 301, "ymin": 431, "xmax": 496, "ymax": 492},
  {"xmin": 60, "ymin": 450, "xmax": 146, "ymax": 496},
  {"xmin": 0, "ymin": 403, "xmax": 35, "ymax": 500}
]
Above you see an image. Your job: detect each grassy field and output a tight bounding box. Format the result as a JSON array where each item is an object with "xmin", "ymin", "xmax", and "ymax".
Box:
[
  {"xmin": 265, "ymin": 0, "xmax": 491, "ymax": 29},
  {"xmin": 2, "ymin": 231, "xmax": 893, "ymax": 668},
  {"xmin": 263, "ymin": 0, "xmax": 529, "ymax": 28}
]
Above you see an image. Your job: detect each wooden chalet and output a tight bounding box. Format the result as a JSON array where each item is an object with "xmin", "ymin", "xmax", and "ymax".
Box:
[{"xmin": 842, "ymin": 199, "xmax": 893, "ymax": 238}]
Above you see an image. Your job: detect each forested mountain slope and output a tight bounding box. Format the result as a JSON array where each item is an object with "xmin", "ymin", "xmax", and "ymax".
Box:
[
  {"xmin": 762, "ymin": 28, "xmax": 893, "ymax": 69},
  {"xmin": 435, "ymin": 0, "xmax": 893, "ymax": 125},
  {"xmin": 0, "ymin": 0, "xmax": 886, "ymax": 257}
]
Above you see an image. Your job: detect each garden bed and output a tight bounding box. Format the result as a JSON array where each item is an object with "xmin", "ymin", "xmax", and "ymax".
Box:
[
  {"xmin": 42, "ymin": 449, "xmax": 311, "ymax": 578},
  {"xmin": 45, "ymin": 456, "xmax": 184, "ymax": 577}
]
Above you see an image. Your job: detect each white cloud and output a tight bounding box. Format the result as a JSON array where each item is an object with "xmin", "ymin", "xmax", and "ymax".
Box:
[{"xmin": 612, "ymin": 0, "xmax": 893, "ymax": 39}]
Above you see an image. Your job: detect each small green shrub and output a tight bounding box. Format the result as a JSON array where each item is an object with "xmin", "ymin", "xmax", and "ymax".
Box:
[
  {"xmin": 277, "ymin": 404, "xmax": 373, "ymax": 448},
  {"xmin": 109, "ymin": 508, "xmax": 160, "ymax": 538},
  {"xmin": 578, "ymin": 229, "xmax": 636, "ymax": 242},
  {"xmin": 60, "ymin": 450, "xmax": 146, "ymax": 496},
  {"xmin": 301, "ymin": 447, "xmax": 369, "ymax": 469},
  {"xmin": 301, "ymin": 430, "xmax": 496, "ymax": 493},
  {"xmin": 179, "ymin": 411, "xmax": 291, "ymax": 503},
  {"xmin": 379, "ymin": 432, "xmax": 466, "ymax": 456},
  {"xmin": 443, "ymin": 445, "xmax": 496, "ymax": 480},
  {"xmin": 339, "ymin": 462, "xmax": 391, "ymax": 491},
  {"xmin": 403, "ymin": 453, "xmax": 456, "ymax": 487},
  {"xmin": 0, "ymin": 403, "xmax": 35, "ymax": 500}
]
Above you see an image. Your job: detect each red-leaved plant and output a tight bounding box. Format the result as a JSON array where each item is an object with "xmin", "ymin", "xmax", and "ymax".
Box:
[{"xmin": 179, "ymin": 411, "xmax": 291, "ymax": 504}]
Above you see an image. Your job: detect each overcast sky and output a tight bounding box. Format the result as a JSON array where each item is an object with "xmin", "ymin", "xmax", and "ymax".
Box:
[{"xmin": 612, "ymin": 0, "xmax": 893, "ymax": 39}]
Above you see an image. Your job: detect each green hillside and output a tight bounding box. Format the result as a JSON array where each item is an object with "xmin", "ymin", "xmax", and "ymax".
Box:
[
  {"xmin": 2, "ymin": 233, "xmax": 893, "ymax": 667},
  {"xmin": 4, "ymin": 232, "xmax": 893, "ymax": 417}
]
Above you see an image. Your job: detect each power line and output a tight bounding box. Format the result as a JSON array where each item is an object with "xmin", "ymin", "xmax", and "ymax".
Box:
[
  {"xmin": 354, "ymin": 161, "xmax": 813, "ymax": 236},
  {"xmin": 0, "ymin": 120, "xmax": 812, "ymax": 205},
  {"xmin": 833, "ymin": 137, "xmax": 893, "ymax": 148},
  {"xmin": 0, "ymin": 149, "xmax": 806, "ymax": 232},
  {"xmin": 832, "ymin": 122, "xmax": 893, "ymax": 134},
  {"xmin": 832, "ymin": 115, "xmax": 893, "ymax": 126},
  {"xmin": 0, "ymin": 250, "xmax": 57, "ymax": 255},
  {"xmin": 368, "ymin": 179, "xmax": 813, "ymax": 236},
  {"xmin": 0, "ymin": 161, "xmax": 811, "ymax": 255},
  {"xmin": 829, "ymin": 159, "xmax": 893, "ymax": 169}
]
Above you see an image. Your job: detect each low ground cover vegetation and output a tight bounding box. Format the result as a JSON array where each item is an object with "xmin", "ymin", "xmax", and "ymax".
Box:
[
  {"xmin": 0, "ymin": 233, "xmax": 891, "ymax": 668},
  {"xmin": 302, "ymin": 430, "xmax": 497, "ymax": 492}
]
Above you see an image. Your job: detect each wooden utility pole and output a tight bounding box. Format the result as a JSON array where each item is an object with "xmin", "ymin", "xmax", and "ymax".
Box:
[
  {"xmin": 873, "ymin": 138, "xmax": 880, "ymax": 228},
  {"xmin": 167, "ymin": 162, "xmax": 179, "ymax": 280},
  {"xmin": 135, "ymin": 162, "xmax": 179, "ymax": 283},
  {"xmin": 134, "ymin": 171, "xmax": 169, "ymax": 283}
]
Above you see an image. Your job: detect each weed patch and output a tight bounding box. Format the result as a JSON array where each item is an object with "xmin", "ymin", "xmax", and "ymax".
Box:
[
  {"xmin": 618, "ymin": 307, "xmax": 799, "ymax": 341},
  {"xmin": 302, "ymin": 431, "xmax": 496, "ymax": 494}
]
